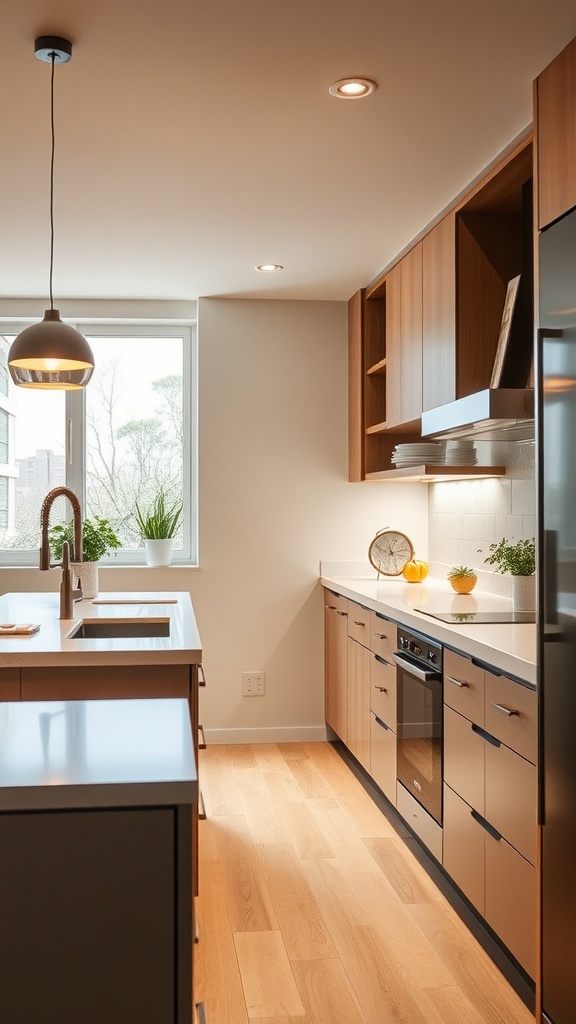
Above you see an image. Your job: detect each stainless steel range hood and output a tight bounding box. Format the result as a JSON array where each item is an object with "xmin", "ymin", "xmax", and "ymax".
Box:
[{"xmin": 421, "ymin": 388, "xmax": 535, "ymax": 441}]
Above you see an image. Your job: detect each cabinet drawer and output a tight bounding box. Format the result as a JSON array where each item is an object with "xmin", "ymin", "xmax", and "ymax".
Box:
[
  {"xmin": 370, "ymin": 712, "xmax": 397, "ymax": 805},
  {"xmin": 444, "ymin": 649, "xmax": 485, "ymax": 725},
  {"xmin": 485, "ymin": 830, "xmax": 537, "ymax": 979},
  {"xmin": 324, "ymin": 590, "xmax": 348, "ymax": 616},
  {"xmin": 442, "ymin": 784, "xmax": 484, "ymax": 914},
  {"xmin": 347, "ymin": 602, "xmax": 372, "ymax": 646},
  {"xmin": 371, "ymin": 613, "xmax": 396, "ymax": 660},
  {"xmin": 370, "ymin": 654, "xmax": 396, "ymax": 726},
  {"xmin": 484, "ymin": 672, "xmax": 537, "ymax": 764},
  {"xmin": 444, "ymin": 706, "xmax": 485, "ymax": 814},
  {"xmin": 485, "ymin": 741, "xmax": 538, "ymax": 865}
]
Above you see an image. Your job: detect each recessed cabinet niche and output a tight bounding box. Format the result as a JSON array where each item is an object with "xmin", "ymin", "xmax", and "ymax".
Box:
[{"xmin": 348, "ymin": 136, "xmax": 533, "ymax": 482}]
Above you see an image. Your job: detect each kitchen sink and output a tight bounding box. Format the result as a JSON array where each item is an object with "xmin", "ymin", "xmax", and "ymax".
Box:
[{"xmin": 67, "ymin": 617, "xmax": 171, "ymax": 639}]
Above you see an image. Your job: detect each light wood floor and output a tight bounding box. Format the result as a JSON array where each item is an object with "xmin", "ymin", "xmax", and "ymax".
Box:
[{"xmin": 194, "ymin": 742, "xmax": 535, "ymax": 1024}]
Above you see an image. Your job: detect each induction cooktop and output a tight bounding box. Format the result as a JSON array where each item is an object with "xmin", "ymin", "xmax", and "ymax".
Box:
[{"xmin": 421, "ymin": 610, "xmax": 535, "ymax": 624}]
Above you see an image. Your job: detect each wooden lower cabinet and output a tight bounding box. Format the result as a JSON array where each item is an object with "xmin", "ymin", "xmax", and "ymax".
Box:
[
  {"xmin": 444, "ymin": 705, "xmax": 485, "ymax": 812},
  {"xmin": 370, "ymin": 712, "xmax": 396, "ymax": 804},
  {"xmin": 20, "ymin": 664, "xmax": 191, "ymax": 701},
  {"xmin": 324, "ymin": 591, "xmax": 348, "ymax": 741},
  {"xmin": 443, "ymin": 783, "xmax": 484, "ymax": 913},
  {"xmin": 347, "ymin": 637, "xmax": 371, "ymax": 771},
  {"xmin": 485, "ymin": 740, "xmax": 538, "ymax": 865},
  {"xmin": 0, "ymin": 668, "xmax": 20, "ymax": 701},
  {"xmin": 485, "ymin": 828, "xmax": 537, "ymax": 980},
  {"xmin": 443, "ymin": 783, "xmax": 537, "ymax": 978}
]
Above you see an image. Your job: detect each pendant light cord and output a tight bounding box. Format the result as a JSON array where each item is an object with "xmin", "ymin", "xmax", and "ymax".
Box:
[{"xmin": 49, "ymin": 52, "xmax": 56, "ymax": 311}]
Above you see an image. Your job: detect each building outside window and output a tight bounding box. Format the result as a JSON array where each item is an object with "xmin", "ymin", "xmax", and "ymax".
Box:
[{"xmin": 0, "ymin": 322, "xmax": 197, "ymax": 566}]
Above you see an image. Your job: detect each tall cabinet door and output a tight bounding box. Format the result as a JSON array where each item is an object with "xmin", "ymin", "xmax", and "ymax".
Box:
[
  {"xmin": 386, "ymin": 242, "xmax": 423, "ymax": 428},
  {"xmin": 536, "ymin": 35, "xmax": 576, "ymax": 230},
  {"xmin": 347, "ymin": 637, "xmax": 371, "ymax": 770},
  {"xmin": 324, "ymin": 592, "xmax": 348, "ymax": 742},
  {"xmin": 422, "ymin": 213, "xmax": 456, "ymax": 411}
]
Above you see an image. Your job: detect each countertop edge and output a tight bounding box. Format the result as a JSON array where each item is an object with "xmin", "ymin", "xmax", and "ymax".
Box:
[{"xmin": 321, "ymin": 576, "xmax": 536, "ymax": 686}]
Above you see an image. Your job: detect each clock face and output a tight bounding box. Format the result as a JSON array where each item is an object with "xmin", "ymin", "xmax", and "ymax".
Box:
[{"xmin": 368, "ymin": 530, "xmax": 414, "ymax": 576}]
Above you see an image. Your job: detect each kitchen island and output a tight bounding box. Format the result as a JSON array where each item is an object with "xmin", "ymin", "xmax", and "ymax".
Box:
[
  {"xmin": 0, "ymin": 697, "xmax": 197, "ymax": 1024},
  {"xmin": 0, "ymin": 590, "xmax": 204, "ymax": 891}
]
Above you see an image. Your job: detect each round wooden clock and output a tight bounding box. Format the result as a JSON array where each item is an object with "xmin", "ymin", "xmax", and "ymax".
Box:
[{"xmin": 368, "ymin": 528, "xmax": 414, "ymax": 576}]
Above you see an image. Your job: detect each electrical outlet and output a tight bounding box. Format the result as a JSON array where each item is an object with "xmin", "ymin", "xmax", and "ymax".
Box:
[{"xmin": 242, "ymin": 671, "xmax": 265, "ymax": 696}]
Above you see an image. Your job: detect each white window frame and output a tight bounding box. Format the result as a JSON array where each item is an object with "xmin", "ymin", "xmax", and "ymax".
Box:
[{"xmin": 0, "ymin": 319, "xmax": 198, "ymax": 568}]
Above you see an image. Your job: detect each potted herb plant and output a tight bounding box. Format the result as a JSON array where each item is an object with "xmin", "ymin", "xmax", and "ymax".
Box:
[
  {"xmin": 484, "ymin": 537, "xmax": 536, "ymax": 611},
  {"xmin": 48, "ymin": 517, "xmax": 122, "ymax": 599},
  {"xmin": 133, "ymin": 488, "xmax": 183, "ymax": 566}
]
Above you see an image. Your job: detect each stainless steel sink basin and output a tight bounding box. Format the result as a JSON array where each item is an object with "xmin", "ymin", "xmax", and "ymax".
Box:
[{"xmin": 67, "ymin": 618, "xmax": 170, "ymax": 639}]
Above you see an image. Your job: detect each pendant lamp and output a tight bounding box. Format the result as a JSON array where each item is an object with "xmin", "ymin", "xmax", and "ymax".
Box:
[{"xmin": 8, "ymin": 36, "xmax": 94, "ymax": 390}]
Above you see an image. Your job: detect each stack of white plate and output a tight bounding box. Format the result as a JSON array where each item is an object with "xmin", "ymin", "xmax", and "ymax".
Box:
[
  {"xmin": 391, "ymin": 442, "xmax": 445, "ymax": 467},
  {"xmin": 443, "ymin": 440, "xmax": 477, "ymax": 465}
]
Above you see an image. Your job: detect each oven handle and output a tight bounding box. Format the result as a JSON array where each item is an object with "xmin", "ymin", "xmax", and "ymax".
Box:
[{"xmin": 391, "ymin": 651, "xmax": 442, "ymax": 682}]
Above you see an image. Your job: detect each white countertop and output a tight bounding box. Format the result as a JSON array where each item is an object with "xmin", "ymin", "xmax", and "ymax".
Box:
[
  {"xmin": 0, "ymin": 591, "xmax": 202, "ymax": 667},
  {"xmin": 321, "ymin": 575, "xmax": 536, "ymax": 686},
  {"xmin": 0, "ymin": 697, "xmax": 198, "ymax": 811}
]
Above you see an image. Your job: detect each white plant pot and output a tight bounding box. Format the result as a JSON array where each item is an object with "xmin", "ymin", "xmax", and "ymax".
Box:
[
  {"xmin": 71, "ymin": 562, "xmax": 99, "ymax": 600},
  {"xmin": 144, "ymin": 538, "xmax": 174, "ymax": 567},
  {"xmin": 511, "ymin": 574, "xmax": 535, "ymax": 613}
]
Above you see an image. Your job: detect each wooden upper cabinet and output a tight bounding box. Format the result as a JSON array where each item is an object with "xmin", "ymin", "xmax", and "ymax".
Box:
[
  {"xmin": 386, "ymin": 241, "xmax": 423, "ymax": 428},
  {"xmin": 536, "ymin": 34, "xmax": 576, "ymax": 230},
  {"xmin": 348, "ymin": 289, "xmax": 365, "ymax": 482},
  {"xmin": 422, "ymin": 213, "xmax": 456, "ymax": 411}
]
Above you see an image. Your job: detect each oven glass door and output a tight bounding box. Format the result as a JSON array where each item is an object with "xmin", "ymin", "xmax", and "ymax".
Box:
[{"xmin": 395, "ymin": 656, "xmax": 443, "ymax": 825}]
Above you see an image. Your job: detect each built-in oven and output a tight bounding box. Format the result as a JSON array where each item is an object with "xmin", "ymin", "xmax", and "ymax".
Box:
[{"xmin": 393, "ymin": 626, "xmax": 443, "ymax": 826}]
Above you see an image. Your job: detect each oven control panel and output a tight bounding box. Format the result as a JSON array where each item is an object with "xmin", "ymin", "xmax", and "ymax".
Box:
[{"xmin": 397, "ymin": 628, "xmax": 443, "ymax": 672}]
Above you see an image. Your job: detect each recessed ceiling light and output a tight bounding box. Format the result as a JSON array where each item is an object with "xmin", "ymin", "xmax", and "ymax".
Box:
[
  {"xmin": 255, "ymin": 264, "xmax": 283, "ymax": 273},
  {"xmin": 329, "ymin": 77, "xmax": 377, "ymax": 99}
]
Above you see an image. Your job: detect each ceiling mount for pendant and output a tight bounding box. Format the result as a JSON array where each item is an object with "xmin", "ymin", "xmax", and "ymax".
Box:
[
  {"xmin": 34, "ymin": 36, "xmax": 72, "ymax": 64},
  {"xmin": 8, "ymin": 32, "xmax": 94, "ymax": 390}
]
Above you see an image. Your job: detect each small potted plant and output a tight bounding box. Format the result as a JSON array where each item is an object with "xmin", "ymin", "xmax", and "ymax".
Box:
[
  {"xmin": 48, "ymin": 517, "xmax": 122, "ymax": 599},
  {"xmin": 133, "ymin": 487, "xmax": 183, "ymax": 566},
  {"xmin": 447, "ymin": 565, "xmax": 478, "ymax": 594},
  {"xmin": 484, "ymin": 537, "xmax": 536, "ymax": 611}
]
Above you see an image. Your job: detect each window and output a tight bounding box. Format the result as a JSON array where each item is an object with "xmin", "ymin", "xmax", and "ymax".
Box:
[{"xmin": 0, "ymin": 322, "xmax": 197, "ymax": 566}]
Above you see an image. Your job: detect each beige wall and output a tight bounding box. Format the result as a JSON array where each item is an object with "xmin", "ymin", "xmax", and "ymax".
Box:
[{"xmin": 0, "ymin": 297, "xmax": 428, "ymax": 742}]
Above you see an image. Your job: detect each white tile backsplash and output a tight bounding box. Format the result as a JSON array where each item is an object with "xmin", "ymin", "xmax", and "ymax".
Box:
[{"xmin": 428, "ymin": 440, "xmax": 535, "ymax": 595}]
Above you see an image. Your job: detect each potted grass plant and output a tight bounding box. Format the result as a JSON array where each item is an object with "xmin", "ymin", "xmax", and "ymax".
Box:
[
  {"xmin": 48, "ymin": 517, "xmax": 122, "ymax": 599},
  {"xmin": 484, "ymin": 537, "xmax": 536, "ymax": 611},
  {"xmin": 133, "ymin": 487, "xmax": 183, "ymax": 566}
]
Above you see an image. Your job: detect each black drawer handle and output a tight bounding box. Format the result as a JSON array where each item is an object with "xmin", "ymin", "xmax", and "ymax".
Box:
[
  {"xmin": 373, "ymin": 715, "xmax": 390, "ymax": 731},
  {"xmin": 374, "ymin": 632, "xmax": 389, "ymax": 640},
  {"xmin": 373, "ymin": 684, "xmax": 388, "ymax": 694},
  {"xmin": 198, "ymin": 724, "xmax": 207, "ymax": 750},
  {"xmin": 198, "ymin": 664, "xmax": 207, "ymax": 687},
  {"xmin": 471, "ymin": 722, "xmax": 501, "ymax": 747},
  {"xmin": 336, "ymin": 610, "xmax": 348, "ymax": 616},
  {"xmin": 471, "ymin": 808, "xmax": 502, "ymax": 842},
  {"xmin": 446, "ymin": 675, "xmax": 468, "ymax": 688},
  {"xmin": 374, "ymin": 654, "xmax": 391, "ymax": 667},
  {"xmin": 353, "ymin": 619, "xmax": 367, "ymax": 627},
  {"xmin": 490, "ymin": 702, "xmax": 519, "ymax": 717}
]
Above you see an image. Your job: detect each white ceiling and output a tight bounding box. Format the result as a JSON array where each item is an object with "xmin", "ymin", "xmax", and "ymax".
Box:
[{"xmin": 1, "ymin": 0, "xmax": 575, "ymax": 306}]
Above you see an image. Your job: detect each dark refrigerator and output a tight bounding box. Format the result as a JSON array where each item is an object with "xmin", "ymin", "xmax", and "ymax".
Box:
[{"xmin": 539, "ymin": 206, "xmax": 576, "ymax": 1024}]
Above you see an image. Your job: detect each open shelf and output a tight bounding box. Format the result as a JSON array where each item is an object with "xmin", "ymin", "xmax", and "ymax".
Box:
[{"xmin": 365, "ymin": 465, "xmax": 506, "ymax": 483}]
